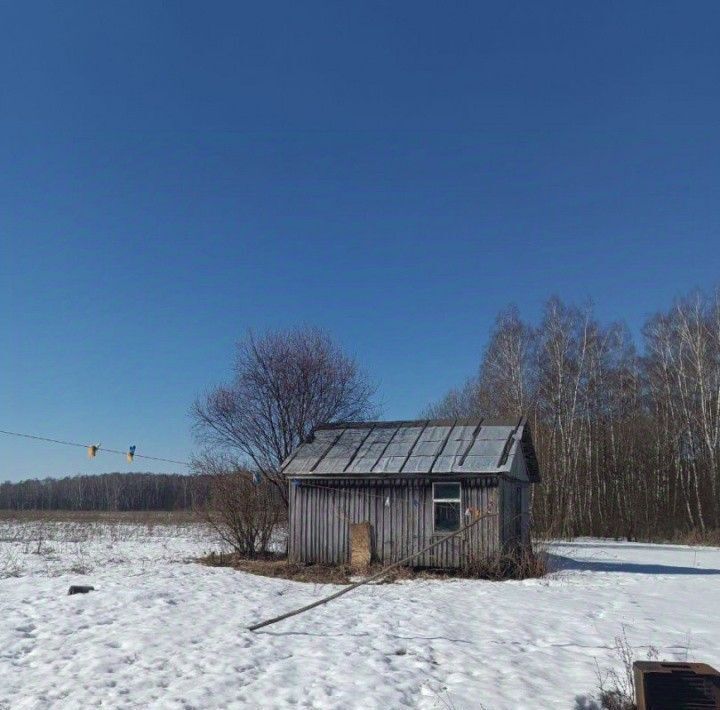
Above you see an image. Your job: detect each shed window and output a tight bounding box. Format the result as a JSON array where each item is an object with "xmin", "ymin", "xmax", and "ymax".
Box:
[{"xmin": 433, "ymin": 482, "xmax": 461, "ymax": 533}]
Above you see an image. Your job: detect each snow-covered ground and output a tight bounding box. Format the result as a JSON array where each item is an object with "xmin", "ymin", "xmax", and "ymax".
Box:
[{"xmin": 1, "ymin": 520, "xmax": 719, "ymax": 709}]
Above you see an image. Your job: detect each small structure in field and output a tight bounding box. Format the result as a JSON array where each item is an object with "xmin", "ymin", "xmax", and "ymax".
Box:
[{"xmin": 284, "ymin": 417, "xmax": 540, "ymax": 569}]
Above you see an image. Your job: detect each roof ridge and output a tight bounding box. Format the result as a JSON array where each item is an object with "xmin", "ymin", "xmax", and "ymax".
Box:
[{"xmin": 315, "ymin": 417, "xmax": 521, "ymax": 431}]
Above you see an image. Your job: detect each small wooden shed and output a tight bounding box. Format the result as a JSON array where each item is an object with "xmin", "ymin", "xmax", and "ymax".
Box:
[{"xmin": 284, "ymin": 417, "xmax": 540, "ymax": 569}]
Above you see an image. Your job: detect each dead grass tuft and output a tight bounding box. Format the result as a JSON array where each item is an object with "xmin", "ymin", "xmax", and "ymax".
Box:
[
  {"xmin": 460, "ymin": 545, "xmax": 549, "ymax": 581},
  {"xmin": 200, "ymin": 552, "xmax": 354, "ymax": 583},
  {"xmin": 198, "ymin": 544, "xmax": 549, "ymax": 584}
]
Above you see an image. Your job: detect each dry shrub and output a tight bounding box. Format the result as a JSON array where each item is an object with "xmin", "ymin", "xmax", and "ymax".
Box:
[
  {"xmin": 675, "ymin": 528, "xmax": 720, "ymax": 546},
  {"xmin": 461, "ymin": 544, "xmax": 549, "ymax": 581},
  {"xmin": 0, "ymin": 548, "xmax": 22, "ymax": 578},
  {"xmin": 194, "ymin": 453, "xmax": 284, "ymax": 559},
  {"xmin": 200, "ymin": 546, "xmax": 549, "ymax": 584},
  {"xmin": 575, "ymin": 626, "xmax": 659, "ymax": 710}
]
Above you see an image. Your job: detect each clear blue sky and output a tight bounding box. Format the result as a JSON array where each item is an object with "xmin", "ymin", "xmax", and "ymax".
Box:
[{"xmin": 2, "ymin": 2, "xmax": 719, "ymax": 481}]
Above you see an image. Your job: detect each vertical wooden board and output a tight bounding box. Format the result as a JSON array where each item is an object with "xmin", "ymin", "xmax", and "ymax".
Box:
[
  {"xmin": 343, "ymin": 483, "xmax": 350, "ymax": 562},
  {"xmin": 491, "ymin": 483, "xmax": 498, "ymax": 555},
  {"xmin": 378, "ymin": 482, "xmax": 385, "ymax": 563},
  {"xmin": 423, "ymin": 480, "xmax": 433, "ymax": 567},
  {"xmin": 463, "ymin": 481, "xmax": 475, "ymax": 566},
  {"xmin": 292, "ymin": 486, "xmax": 298, "ymax": 562},
  {"xmin": 375, "ymin": 482, "xmax": 383, "ymax": 563},
  {"xmin": 289, "ymin": 483, "xmax": 295, "ymax": 561},
  {"xmin": 394, "ymin": 480, "xmax": 400, "ymax": 562},
  {"xmin": 381, "ymin": 481, "xmax": 387, "ymax": 562},
  {"xmin": 318, "ymin": 487, "xmax": 324, "ymax": 561},
  {"xmin": 295, "ymin": 485, "xmax": 302, "ymax": 561},
  {"xmin": 327, "ymin": 485, "xmax": 333, "ymax": 563},
  {"xmin": 295, "ymin": 485, "xmax": 302, "ymax": 560},
  {"xmin": 328, "ymin": 485, "xmax": 335, "ymax": 563},
  {"xmin": 411, "ymin": 480, "xmax": 420, "ymax": 560},
  {"xmin": 312, "ymin": 489, "xmax": 319, "ymax": 562},
  {"xmin": 420, "ymin": 479, "xmax": 425, "ymax": 560},
  {"xmin": 288, "ymin": 483, "xmax": 292, "ymax": 559},
  {"xmin": 383, "ymin": 481, "xmax": 390, "ymax": 562},
  {"xmin": 337, "ymin": 485, "xmax": 344, "ymax": 563},
  {"xmin": 307, "ymin": 488, "xmax": 313, "ymax": 563},
  {"xmin": 335, "ymin": 484, "xmax": 342, "ymax": 564},
  {"xmin": 320, "ymin": 489, "xmax": 332, "ymax": 563},
  {"xmin": 301, "ymin": 488, "xmax": 308, "ymax": 563},
  {"xmin": 402, "ymin": 480, "xmax": 408, "ymax": 562}
]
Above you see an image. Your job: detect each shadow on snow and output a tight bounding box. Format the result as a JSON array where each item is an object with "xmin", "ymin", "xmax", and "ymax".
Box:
[{"xmin": 548, "ymin": 553, "xmax": 720, "ymax": 576}]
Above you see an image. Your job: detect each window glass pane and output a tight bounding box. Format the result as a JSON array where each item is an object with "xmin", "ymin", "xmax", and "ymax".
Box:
[
  {"xmin": 434, "ymin": 502, "xmax": 461, "ymax": 532},
  {"xmin": 433, "ymin": 483, "xmax": 460, "ymax": 501}
]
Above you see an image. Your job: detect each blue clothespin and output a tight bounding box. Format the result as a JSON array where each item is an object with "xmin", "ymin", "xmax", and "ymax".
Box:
[
  {"xmin": 252, "ymin": 470, "xmax": 261, "ymax": 485},
  {"xmin": 126, "ymin": 445, "xmax": 136, "ymax": 463}
]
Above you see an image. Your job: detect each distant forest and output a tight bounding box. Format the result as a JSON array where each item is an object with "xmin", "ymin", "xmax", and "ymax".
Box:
[{"xmin": 0, "ymin": 472, "xmax": 209, "ymax": 511}]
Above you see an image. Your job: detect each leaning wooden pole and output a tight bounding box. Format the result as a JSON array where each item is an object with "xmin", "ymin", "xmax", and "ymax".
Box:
[{"xmin": 248, "ymin": 511, "xmax": 495, "ymax": 632}]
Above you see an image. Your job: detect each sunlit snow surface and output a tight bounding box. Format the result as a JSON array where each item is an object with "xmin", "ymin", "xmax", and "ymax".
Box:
[{"xmin": 1, "ymin": 521, "xmax": 719, "ymax": 709}]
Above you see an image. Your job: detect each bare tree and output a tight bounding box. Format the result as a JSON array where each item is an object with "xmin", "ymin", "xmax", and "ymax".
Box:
[
  {"xmin": 423, "ymin": 376, "xmax": 481, "ymax": 418},
  {"xmin": 192, "ymin": 452, "xmax": 283, "ymax": 558},
  {"xmin": 425, "ymin": 289, "xmax": 720, "ymax": 541},
  {"xmin": 423, "ymin": 306, "xmax": 534, "ymax": 420},
  {"xmin": 478, "ymin": 305, "xmax": 536, "ymax": 418},
  {"xmin": 192, "ymin": 327, "xmax": 377, "ymax": 504}
]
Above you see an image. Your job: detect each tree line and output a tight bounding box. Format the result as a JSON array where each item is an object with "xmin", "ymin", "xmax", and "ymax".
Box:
[
  {"xmin": 426, "ymin": 288, "xmax": 720, "ymax": 540},
  {"xmin": 8, "ymin": 293, "xmax": 719, "ymax": 543},
  {"xmin": 0, "ymin": 472, "xmax": 209, "ymax": 511}
]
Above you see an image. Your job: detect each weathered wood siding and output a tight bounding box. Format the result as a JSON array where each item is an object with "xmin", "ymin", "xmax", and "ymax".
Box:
[
  {"xmin": 498, "ymin": 477, "xmax": 531, "ymax": 550},
  {"xmin": 288, "ymin": 477, "xmax": 500, "ymax": 568}
]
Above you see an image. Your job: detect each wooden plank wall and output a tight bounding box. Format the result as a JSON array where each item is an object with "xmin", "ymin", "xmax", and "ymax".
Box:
[
  {"xmin": 288, "ymin": 477, "xmax": 500, "ymax": 569},
  {"xmin": 497, "ymin": 477, "xmax": 532, "ymax": 550}
]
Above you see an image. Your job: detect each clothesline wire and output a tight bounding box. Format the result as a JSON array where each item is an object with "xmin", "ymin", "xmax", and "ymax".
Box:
[
  {"xmin": 1, "ymin": 429, "xmax": 490, "ymax": 517},
  {"xmin": 0, "ymin": 429, "xmax": 189, "ymax": 467}
]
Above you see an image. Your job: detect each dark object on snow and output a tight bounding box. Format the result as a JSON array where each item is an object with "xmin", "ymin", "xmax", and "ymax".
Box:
[
  {"xmin": 68, "ymin": 585, "xmax": 95, "ymax": 595},
  {"xmin": 634, "ymin": 661, "xmax": 720, "ymax": 710}
]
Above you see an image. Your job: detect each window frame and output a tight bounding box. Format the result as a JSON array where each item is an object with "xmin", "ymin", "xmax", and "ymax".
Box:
[{"xmin": 432, "ymin": 481, "xmax": 462, "ymax": 534}]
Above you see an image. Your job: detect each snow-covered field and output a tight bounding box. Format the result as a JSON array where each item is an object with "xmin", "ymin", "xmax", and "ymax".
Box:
[{"xmin": 1, "ymin": 520, "xmax": 719, "ymax": 709}]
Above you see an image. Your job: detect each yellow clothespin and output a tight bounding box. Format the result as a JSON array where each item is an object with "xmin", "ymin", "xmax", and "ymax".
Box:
[
  {"xmin": 87, "ymin": 444, "xmax": 101, "ymax": 459},
  {"xmin": 127, "ymin": 445, "xmax": 136, "ymax": 463}
]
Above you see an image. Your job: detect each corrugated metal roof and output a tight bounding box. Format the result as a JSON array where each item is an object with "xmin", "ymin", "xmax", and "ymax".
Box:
[{"xmin": 283, "ymin": 417, "xmax": 540, "ymax": 480}]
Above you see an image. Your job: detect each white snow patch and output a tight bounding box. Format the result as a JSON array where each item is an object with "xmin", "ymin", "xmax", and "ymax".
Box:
[{"xmin": 1, "ymin": 522, "xmax": 719, "ymax": 709}]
